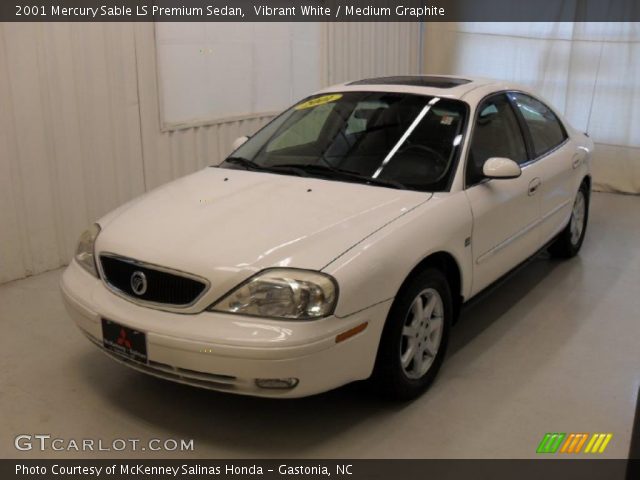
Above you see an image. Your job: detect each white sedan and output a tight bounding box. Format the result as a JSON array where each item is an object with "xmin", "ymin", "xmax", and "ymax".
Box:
[{"xmin": 61, "ymin": 76, "xmax": 592, "ymax": 399}]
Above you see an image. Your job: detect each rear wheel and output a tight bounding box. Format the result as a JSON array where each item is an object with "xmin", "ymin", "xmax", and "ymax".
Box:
[
  {"xmin": 549, "ymin": 182, "xmax": 589, "ymax": 258},
  {"xmin": 372, "ymin": 268, "xmax": 452, "ymax": 400}
]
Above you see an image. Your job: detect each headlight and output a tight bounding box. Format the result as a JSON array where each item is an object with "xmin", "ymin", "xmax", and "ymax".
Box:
[
  {"xmin": 209, "ymin": 269, "xmax": 338, "ymax": 320},
  {"xmin": 75, "ymin": 223, "xmax": 101, "ymax": 278}
]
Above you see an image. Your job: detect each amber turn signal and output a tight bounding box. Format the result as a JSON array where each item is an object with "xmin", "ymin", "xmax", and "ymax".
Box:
[{"xmin": 335, "ymin": 322, "xmax": 368, "ymax": 343}]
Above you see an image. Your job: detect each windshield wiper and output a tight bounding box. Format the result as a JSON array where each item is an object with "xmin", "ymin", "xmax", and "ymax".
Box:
[
  {"xmin": 223, "ymin": 157, "xmax": 267, "ymax": 171},
  {"xmin": 271, "ymin": 163, "xmax": 405, "ymax": 190},
  {"xmin": 279, "ymin": 132, "xmax": 405, "ymax": 190},
  {"xmin": 223, "ymin": 157, "xmax": 309, "ymax": 177},
  {"xmin": 224, "ymin": 158, "xmax": 404, "ymax": 189}
]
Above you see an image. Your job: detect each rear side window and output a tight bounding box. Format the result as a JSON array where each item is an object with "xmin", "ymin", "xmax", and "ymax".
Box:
[
  {"xmin": 466, "ymin": 94, "xmax": 528, "ymax": 186},
  {"xmin": 508, "ymin": 93, "xmax": 567, "ymax": 157}
]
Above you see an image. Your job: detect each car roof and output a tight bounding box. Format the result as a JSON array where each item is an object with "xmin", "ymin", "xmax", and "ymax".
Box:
[
  {"xmin": 317, "ymin": 75, "xmax": 523, "ymax": 102},
  {"xmin": 347, "ymin": 75, "xmax": 473, "ymax": 89}
]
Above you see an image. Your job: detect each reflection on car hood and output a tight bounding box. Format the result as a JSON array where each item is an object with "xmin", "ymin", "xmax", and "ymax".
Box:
[{"xmin": 96, "ymin": 167, "xmax": 431, "ymax": 297}]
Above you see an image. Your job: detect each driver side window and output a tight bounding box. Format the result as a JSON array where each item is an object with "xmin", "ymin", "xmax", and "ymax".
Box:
[{"xmin": 466, "ymin": 94, "xmax": 528, "ymax": 187}]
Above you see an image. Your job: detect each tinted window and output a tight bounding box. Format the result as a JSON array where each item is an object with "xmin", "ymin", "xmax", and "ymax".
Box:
[
  {"xmin": 227, "ymin": 92, "xmax": 467, "ymax": 192},
  {"xmin": 374, "ymin": 101, "xmax": 466, "ymax": 189},
  {"xmin": 267, "ymin": 103, "xmax": 333, "ymax": 152},
  {"xmin": 509, "ymin": 93, "xmax": 567, "ymax": 157},
  {"xmin": 466, "ymin": 94, "xmax": 527, "ymax": 186}
]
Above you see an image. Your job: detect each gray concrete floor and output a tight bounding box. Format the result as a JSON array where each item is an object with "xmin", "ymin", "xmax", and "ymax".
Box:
[{"xmin": 1, "ymin": 192, "xmax": 639, "ymax": 459}]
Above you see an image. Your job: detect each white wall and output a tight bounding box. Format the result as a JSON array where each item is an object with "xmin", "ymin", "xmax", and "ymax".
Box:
[
  {"xmin": 326, "ymin": 22, "xmax": 421, "ymax": 83},
  {"xmin": 0, "ymin": 22, "xmax": 421, "ymax": 284},
  {"xmin": 0, "ymin": 23, "xmax": 145, "ymax": 282}
]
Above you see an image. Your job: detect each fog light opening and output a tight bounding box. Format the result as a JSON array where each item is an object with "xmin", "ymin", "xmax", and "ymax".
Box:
[{"xmin": 255, "ymin": 378, "xmax": 299, "ymax": 390}]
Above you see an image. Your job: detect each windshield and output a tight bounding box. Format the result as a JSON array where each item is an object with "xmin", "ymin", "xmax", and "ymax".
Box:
[{"xmin": 220, "ymin": 91, "xmax": 468, "ymax": 191}]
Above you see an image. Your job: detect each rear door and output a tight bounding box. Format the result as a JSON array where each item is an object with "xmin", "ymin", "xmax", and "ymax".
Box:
[
  {"xmin": 508, "ymin": 92, "xmax": 574, "ymax": 245},
  {"xmin": 464, "ymin": 93, "xmax": 542, "ymax": 295}
]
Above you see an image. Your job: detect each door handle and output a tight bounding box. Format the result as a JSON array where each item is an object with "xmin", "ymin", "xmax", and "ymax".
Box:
[
  {"xmin": 573, "ymin": 147, "xmax": 588, "ymax": 169},
  {"xmin": 528, "ymin": 178, "xmax": 541, "ymax": 196},
  {"xmin": 572, "ymin": 156, "xmax": 583, "ymax": 169}
]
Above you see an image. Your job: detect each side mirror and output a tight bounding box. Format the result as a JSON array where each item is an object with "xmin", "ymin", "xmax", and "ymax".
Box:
[
  {"xmin": 483, "ymin": 157, "xmax": 521, "ymax": 179},
  {"xmin": 231, "ymin": 136, "xmax": 249, "ymax": 151}
]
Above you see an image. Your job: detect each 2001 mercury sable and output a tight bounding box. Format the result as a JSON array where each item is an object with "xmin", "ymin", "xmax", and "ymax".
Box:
[{"xmin": 61, "ymin": 76, "xmax": 592, "ymax": 399}]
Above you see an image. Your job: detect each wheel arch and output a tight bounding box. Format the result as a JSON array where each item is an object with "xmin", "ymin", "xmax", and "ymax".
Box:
[
  {"xmin": 578, "ymin": 174, "xmax": 592, "ymax": 210},
  {"xmin": 397, "ymin": 251, "xmax": 464, "ymax": 324}
]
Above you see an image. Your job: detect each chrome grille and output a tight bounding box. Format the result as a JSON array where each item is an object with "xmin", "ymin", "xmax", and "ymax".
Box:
[{"xmin": 100, "ymin": 254, "xmax": 208, "ymax": 307}]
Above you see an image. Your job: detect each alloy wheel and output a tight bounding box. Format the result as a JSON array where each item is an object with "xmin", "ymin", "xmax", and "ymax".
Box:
[
  {"xmin": 400, "ymin": 288, "xmax": 444, "ymax": 379},
  {"xmin": 570, "ymin": 190, "xmax": 586, "ymax": 246}
]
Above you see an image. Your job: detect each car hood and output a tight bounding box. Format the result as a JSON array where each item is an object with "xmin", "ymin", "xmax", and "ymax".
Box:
[{"xmin": 96, "ymin": 167, "xmax": 431, "ymax": 302}]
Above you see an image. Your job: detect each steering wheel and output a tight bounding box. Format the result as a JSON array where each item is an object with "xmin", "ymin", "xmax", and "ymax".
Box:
[{"xmin": 396, "ymin": 143, "xmax": 447, "ymax": 167}]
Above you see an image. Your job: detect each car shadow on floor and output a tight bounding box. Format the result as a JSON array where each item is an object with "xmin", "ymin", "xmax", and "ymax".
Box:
[
  {"xmin": 76, "ymin": 252, "xmax": 579, "ymax": 456},
  {"xmin": 448, "ymin": 251, "xmax": 561, "ymax": 357},
  {"xmin": 77, "ymin": 350, "xmax": 397, "ymax": 455}
]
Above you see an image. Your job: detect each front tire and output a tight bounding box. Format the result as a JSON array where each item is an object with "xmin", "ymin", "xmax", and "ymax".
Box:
[
  {"xmin": 549, "ymin": 182, "xmax": 589, "ymax": 258},
  {"xmin": 372, "ymin": 268, "xmax": 452, "ymax": 400}
]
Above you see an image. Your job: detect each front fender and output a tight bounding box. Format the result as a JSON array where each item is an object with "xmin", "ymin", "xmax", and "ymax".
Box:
[{"xmin": 323, "ymin": 191, "xmax": 473, "ymax": 318}]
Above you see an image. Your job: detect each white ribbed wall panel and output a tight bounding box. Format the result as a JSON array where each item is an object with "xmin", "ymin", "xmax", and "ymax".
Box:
[
  {"xmin": 0, "ymin": 22, "xmax": 421, "ymax": 283},
  {"xmin": 0, "ymin": 22, "xmax": 147, "ymax": 283},
  {"xmin": 326, "ymin": 22, "xmax": 421, "ymax": 84}
]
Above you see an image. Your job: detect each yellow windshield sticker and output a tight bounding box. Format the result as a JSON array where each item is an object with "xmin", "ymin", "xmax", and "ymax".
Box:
[{"xmin": 295, "ymin": 94, "xmax": 342, "ymax": 110}]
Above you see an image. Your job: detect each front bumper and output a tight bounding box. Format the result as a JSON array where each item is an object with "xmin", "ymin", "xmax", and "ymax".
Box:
[{"xmin": 60, "ymin": 260, "xmax": 391, "ymax": 398}]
